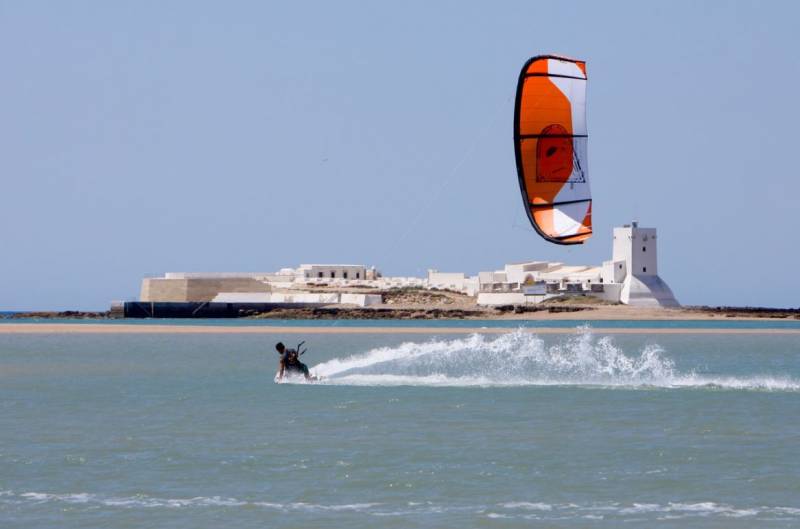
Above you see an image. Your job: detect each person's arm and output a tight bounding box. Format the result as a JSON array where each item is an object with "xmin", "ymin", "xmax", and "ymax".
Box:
[{"xmin": 278, "ymin": 360, "xmax": 285, "ymax": 380}]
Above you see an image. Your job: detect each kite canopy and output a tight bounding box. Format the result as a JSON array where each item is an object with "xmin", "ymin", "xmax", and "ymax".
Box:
[{"xmin": 514, "ymin": 55, "xmax": 592, "ymax": 245}]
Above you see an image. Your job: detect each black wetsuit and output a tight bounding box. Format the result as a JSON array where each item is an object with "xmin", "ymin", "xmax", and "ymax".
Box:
[{"xmin": 281, "ymin": 355, "xmax": 309, "ymax": 377}]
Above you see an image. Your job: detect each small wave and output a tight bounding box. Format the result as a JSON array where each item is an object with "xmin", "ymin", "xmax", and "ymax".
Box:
[
  {"xmin": 280, "ymin": 502, "xmax": 382, "ymax": 512},
  {"xmin": 6, "ymin": 491, "xmax": 380, "ymax": 512},
  {"xmin": 669, "ymin": 375, "xmax": 800, "ymax": 391},
  {"xmin": 617, "ymin": 501, "xmax": 757, "ymax": 516},
  {"xmin": 4, "ymin": 492, "xmax": 799, "ymax": 520},
  {"xmin": 307, "ymin": 330, "xmax": 800, "ymax": 391},
  {"xmin": 500, "ymin": 501, "xmax": 553, "ymax": 511},
  {"xmin": 497, "ymin": 501, "xmax": 795, "ymax": 520}
]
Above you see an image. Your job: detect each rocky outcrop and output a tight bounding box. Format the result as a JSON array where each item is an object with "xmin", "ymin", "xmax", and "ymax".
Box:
[
  {"xmin": 6, "ymin": 311, "xmax": 112, "ymax": 319},
  {"xmin": 688, "ymin": 306, "xmax": 800, "ymax": 319},
  {"xmin": 249, "ymin": 307, "xmax": 486, "ymax": 320}
]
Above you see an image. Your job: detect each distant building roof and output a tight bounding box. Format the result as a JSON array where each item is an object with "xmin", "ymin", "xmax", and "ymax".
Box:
[{"xmin": 298, "ymin": 264, "xmax": 367, "ymax": 268}]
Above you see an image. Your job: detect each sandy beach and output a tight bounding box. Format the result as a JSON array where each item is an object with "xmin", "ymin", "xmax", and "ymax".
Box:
[
  {"xmin": 1, "ymin": 323, "xmax": 798, "ymax": 335},
  {"xmin": 481, "ymin": 306, "xmax": 800, "ymax": 321}
]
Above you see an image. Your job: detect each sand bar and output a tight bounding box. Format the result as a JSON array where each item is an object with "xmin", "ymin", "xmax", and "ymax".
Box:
[{"xmin": 0, "ymin": 324, "xmax": 798, "ymax": 335}]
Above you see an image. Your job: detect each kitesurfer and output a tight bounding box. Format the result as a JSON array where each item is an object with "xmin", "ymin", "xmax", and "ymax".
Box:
[{"xmin": 275, "ymin": 342, "xmax": 311, "ymax": 380}]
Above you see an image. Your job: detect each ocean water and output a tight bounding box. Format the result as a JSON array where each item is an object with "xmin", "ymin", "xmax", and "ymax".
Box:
[
  {"xmin": 2, "ymin": 316, "xmax": 800, "ymax": 329},
  {"xmin": 1, "ymin": 328, "xmax": 799, "ymax": 528}
]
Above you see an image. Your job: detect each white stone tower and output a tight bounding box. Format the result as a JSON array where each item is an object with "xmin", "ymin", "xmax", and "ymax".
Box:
[{"xmin": 612, "ymin": 222, "xmax": 680, "ymax": 307}]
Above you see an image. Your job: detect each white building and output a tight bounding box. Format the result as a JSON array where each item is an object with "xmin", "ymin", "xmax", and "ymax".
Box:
[
  {"xmin": 140, "ymin": 223, "xmax": 678, "ymax": 308},
  {"xmin": 426, "ymin": 270, "xmax": 480, "ymax": 296},
  {"xmin": 211, "ymin": 291, "xmax": 382, "ymax": 307},
  {"xmin": 475, "ymin": 222, "xmax": 679, "ymax": 307},
  {"xmin": 608, "ymin": 223, "xmax": 680, "ymax": 307},
  {"xmin": 295, "ymin": 264, "xmax": 373, "ymax": 281}
]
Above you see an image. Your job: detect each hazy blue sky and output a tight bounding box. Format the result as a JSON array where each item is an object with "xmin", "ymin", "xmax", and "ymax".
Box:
[{"xmin": 1, "ymin": 1, "xmax": 798, "ymax": 310}]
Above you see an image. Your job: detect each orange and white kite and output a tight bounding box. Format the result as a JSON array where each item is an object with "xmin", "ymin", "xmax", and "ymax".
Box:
[{"xmin": 514, "ymin": 55, "xmax": 592, "ymax": 245}]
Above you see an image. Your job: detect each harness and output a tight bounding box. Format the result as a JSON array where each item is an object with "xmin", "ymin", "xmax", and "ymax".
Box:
[{"xmin": 283, "ymin": 357, "xmax": 304, "ymax": 372}]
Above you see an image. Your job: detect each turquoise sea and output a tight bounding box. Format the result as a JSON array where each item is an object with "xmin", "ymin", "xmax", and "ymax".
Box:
[{"xmin": 2, "ymin": 322, "xmax": 799, "ymax": 527}]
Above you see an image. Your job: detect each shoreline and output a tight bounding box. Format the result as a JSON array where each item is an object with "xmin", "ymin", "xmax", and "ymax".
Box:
[
  {"xmin": 0, "ymin": 323, "xmax": 798, "ymax": 335},
  {"xmin": 4, "ymin": 305, "xmax": 800, "ymax": 323}
]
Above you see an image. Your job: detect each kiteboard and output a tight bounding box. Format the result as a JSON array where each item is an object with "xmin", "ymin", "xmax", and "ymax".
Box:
[{"xmin": 274, "ymin": 372, "xmax": 323, "ymax": 384}]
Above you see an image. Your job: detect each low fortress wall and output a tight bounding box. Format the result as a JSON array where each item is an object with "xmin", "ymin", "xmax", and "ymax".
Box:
[{"xmin": 140, "ymin": 278, "xmax": 271, "ymax": 302}]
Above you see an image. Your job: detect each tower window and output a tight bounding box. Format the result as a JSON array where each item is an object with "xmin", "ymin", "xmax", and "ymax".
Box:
[
  {"xmin": 643, "ymin": 267, "xmax": 647, "ymax": 273},
  {"xmin": 343, "ymin": 272, "xmax": 348, "ymax": 279},
  {"xmin": 318, "ymin": 272, "xmax": 323, "ymax": 278},
  {"xmin": 642, "ymin": 246, "xmax": 646, "ymax": 252},
  {"xmin": 356, "ymin": 272, "xmax": 360, "ymax": 279},
  {"xmin": 330, "ymin": 271, "xmax": 335, "ymax": 278},
  {"xmin": 618, "ymin": 264, "xmax": 622, "ymax": 269}
]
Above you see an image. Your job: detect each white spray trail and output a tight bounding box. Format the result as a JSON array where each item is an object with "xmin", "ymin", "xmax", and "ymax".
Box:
[{"xmin": 307, "ymin": 329, "xmax": 800, "ymax": 391}]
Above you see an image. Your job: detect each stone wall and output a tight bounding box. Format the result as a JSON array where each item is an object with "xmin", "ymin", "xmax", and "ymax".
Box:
[{"xmin": 140, "ymin": 278, "xmax": 271, "ymax": 302}]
